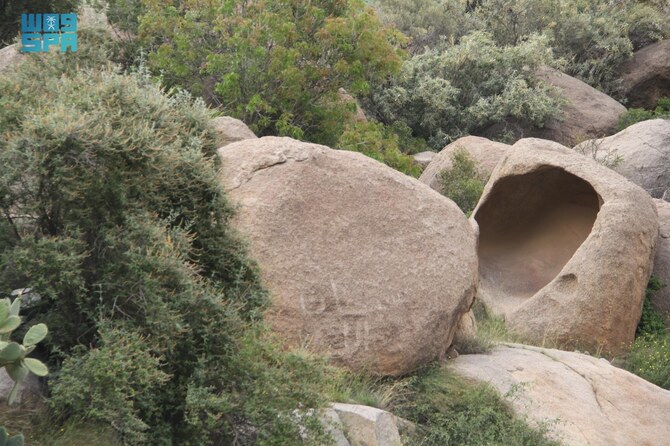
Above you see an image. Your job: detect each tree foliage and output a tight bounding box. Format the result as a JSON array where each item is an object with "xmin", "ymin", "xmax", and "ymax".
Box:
[
  {"xmin": 0, "ymin": 43, "xmax": 331, "ymax": 444},
  {"xmin": 369, "ymin": 32, "xmax": 562, "ymax": 149},
  {"xmin": 138, "ymin": 0, "xmax": 405, "ymax": 148}
]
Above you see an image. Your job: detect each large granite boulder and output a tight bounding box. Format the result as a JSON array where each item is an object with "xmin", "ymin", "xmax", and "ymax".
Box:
[
  {"xmin": 419, "ymin": 136, "xmax": 511, "ymax": 192},
  {"xmin": 532, "ymin": 66, "xmax": 627, "ymax": 146},
  {"xmin": 652, "ymin": 199, "xmax": 670, "ymax": 319},
  {"xmin": 473, "ymin": 138, "xmax": 658, "ymax": 352},
  {"xmin": 619, "ymin": 40, "xmax": 670, "ymax": 109},
  {"xmin": 574, "ymin": 119, "xmax": 670, "ymax": 199},
  {"xmin": 212, "ymin": 116, "xmax": 257, "ymax": 148},
  {"xmin": 218, "ymin": 137, "xmax": 478, "ymax": 376},
  {"xmin": 451, "ymin": 344, "xmax": 670, "ymax": 446}
]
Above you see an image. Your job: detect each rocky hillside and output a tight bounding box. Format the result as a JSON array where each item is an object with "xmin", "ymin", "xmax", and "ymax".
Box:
[{"xmin": 0, "ymin": 1, "xmax": 669, "ymax": 445}]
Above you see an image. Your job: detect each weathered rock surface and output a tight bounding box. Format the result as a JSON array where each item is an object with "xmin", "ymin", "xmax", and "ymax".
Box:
[
  {"xmin": 574, "ymin": 119, "xmax": 670, "ymax": 199},
  {"xmin": 451, "ymin": 344, "xmax": 670, "ymax": 446},
  {"xmin": 419, "ymin": 136, "xmax": 511, "ymax": 192},
  {"xmin": 212, "ymin": 116, "xmax": 257, "ymax": 148},
  {"xmin": 473, "ymin": 138, "xmax": 658, "ymax": 352},
  {"xmin": 411, "ymin": 151, "xmax": 436, "ymax": 168},
  {"xmin": 320, "ymin": 409, "xmax": 352, "ymax": 446},
  {"xmin": 219, "ymin": 137, "xmax": 478, "ymax": 375},
  {"xmin": 0, "ymin": 44, "xmax": 21, "ymax": 74},
  {"xmin": 620, "ymin": 40, "xmax": 670, "ymax": 109},
  {"xmin": 533, "ymin": 66, "xmax": 627, "ymax": 146},
  {"xmin": 331, "ymin": 403, "xmax": 402, "ymax": 446},
  {"xmin": 652, "ymin": 199, "xmax": 670, "ymax": 319}
]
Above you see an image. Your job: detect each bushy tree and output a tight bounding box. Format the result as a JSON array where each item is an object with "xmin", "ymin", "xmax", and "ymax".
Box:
[
  {"xmin": 369, "ymin": 32, "xmax": 562, "ymax": 149},
  {"xmin": 0, "ymin": 43, "xmax": 331, "ymax": 444},
  {"xmin": 138, "ymin": 0, "xmax": 405, "ymax": 148},
  {"xmin": 470, "ymin": 0, "xmax": 669, "ymax": 95}
]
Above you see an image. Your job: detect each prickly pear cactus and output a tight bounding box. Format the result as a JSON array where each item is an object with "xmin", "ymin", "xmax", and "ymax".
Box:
[
  {"xmin": 0, "ymin": 427, "xmax": 24, "ymax": 446},
  {"xmin": 0, "ymin": 294, "xmax": 49, "ymax": 405}
]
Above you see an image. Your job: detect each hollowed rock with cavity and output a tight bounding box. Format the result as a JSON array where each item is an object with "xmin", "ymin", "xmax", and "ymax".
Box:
[{"xmin": 473, "ymin": 138, "xmax": 658, "ymax": 352}]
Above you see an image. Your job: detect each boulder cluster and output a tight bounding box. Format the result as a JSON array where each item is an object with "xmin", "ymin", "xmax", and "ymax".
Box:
[{"xmin": 211, "ymin": 39, "xmax": 670, "ymax": 444}]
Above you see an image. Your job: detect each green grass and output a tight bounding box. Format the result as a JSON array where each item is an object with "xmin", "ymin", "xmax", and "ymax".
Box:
[{"xmin": 389, "ymin": 365, "xmax": 560, "ymax": 446}]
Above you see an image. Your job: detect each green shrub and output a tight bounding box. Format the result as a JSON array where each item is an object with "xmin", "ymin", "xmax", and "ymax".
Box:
[
  {"xmin": 370, "ymin": 31, "xmax": 563, "ymax": 148},
  {"xmin": 139, "ymin": 0, "xmax": 404, "ymax": 148},
  {"xmin": 625, "ymin": 334, "xmax": 670, "ymax": 389},
  {"xmin": 473, "ymin": 0, "xmax": 668, "ymax": 94},
  {"xmin": 636, "ymin": 277, "xmax": 667, "ymax": 337},
  {"xmin": 0, "ymin": 0, "xmax": 80, "ymax": 47},
  {"xmin": 391, "ymin": 365, "xmax": 559, "ymax": 446},
  {"xmin": 337, "ymin": 121, "xmax": 424, "ymax": 177},
  {"xmin": 625, "ymin": 277, "xmax": 669, "ymax": 390},
  {"xmin": 618, "ymin": 97, "xmax": 670, "ymax": 130},
  {"xmin": 438, "ymin": 150, "xmax": 485, "ymax": 215},
  {"xmin": 373, "ymin": 0, "xmax": 478, "ymax": 51},
  {"xmin": 0, "ymin": 49, "xmax": 331, "ymax": 444}
]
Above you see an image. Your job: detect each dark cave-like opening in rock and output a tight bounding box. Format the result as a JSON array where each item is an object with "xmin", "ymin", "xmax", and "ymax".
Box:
[{"xmin": 475, "ymin": 166, "xmax": 601, "ymax": 306}]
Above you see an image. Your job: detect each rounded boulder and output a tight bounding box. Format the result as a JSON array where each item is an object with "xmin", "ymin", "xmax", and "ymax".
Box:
[{"xmin": 218, "ymin": 137, "xmax": 478, "ymax": 376}]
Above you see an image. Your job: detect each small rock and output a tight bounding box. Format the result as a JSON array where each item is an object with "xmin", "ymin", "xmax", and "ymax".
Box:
[
  {"xmin": 211, "ymin": 116, "xmax": 257, "ymax": 148},
  {"xmin": 331, "ymin": 403, "xmax": 402, "ymax": 446}
]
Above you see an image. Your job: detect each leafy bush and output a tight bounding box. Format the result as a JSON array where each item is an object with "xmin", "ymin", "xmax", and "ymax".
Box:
[
  {"xmin": 472, "ymin": 0, "xmax": 669, "ymax": 94},
  {"xmin": 138, "ymin": 0, "xmax": 404, "ymax": 148},
  {"xmin": 626, "ymin": 334, "xmax": 670, "ymax": 389},
  {"xmin": 438, "ymin": 150, "xmax": 485, "ymax": 215},
  {"xmin": 0, "ymin": 47, "xmax": 333, "ymax": 444},
  {"xmin": 369, "ymin": 32, "xmax": 563, "ymax": 149},
  {"xmin": 373, "ymin": 0, "xmax": 477, "ymax": 51},
  {"xmin": 636, "ymin": 277, "xmax": 667, "ymax": 337},
  {"xmin": 0, "ymin": 0, "xmax": 80, "ymax": 46},
  {"xmin": 618, "ymin": 97, "xmax": 670, "ymax": 130},
  {"xmin": 391, "ymin": 366, "xmax": 559, "ymax": 446},
  {"xmin": 337, "ymin": 121, "xmax": 424, "ymax": 177},
  {"xmin": 625, "ymin": 277, "xmax": 669, "ymax": 390}
]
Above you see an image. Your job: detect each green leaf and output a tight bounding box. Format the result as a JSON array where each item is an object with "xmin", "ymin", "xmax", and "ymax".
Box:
[
  {"xmin": 0, "ymin": 427, "xmax": 8, "ymax": 444},
  {"xmin": 0, "ymin": 343, "xmax": 23, "ymax": 362},
  {"xmin": 24, "ymin": 358, "xmax": 48, "ymax": 377},
  {"xmin": 7, "ymin": 381, "xmax": 19, "ymax": 406},
  {"xmin": 0, "ymin": 299, "xmax": 8, "ymax": 325},
  {"xmin": 5, "ymin": 362, "xmax": 28, "ymax": 383},
  {"xmin": 23, "ymin": 324, "xmax": 48, "ymax": 347},
  {"xmin": 7, "ymin": 434, "xmax": 25, "ymax": 446},
  {"xmin": 9, "ymin": 297, "xmax": 21, "ymax": 317},
  {"xmin": 0, "ymin": 316, "xmax": 21, "ymax": 334}
]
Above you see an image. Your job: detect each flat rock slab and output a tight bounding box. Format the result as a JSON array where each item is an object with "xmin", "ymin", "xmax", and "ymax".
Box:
[{"xmin": 451, "ymin": 344, "xmax": 670, "ymax": 446}]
